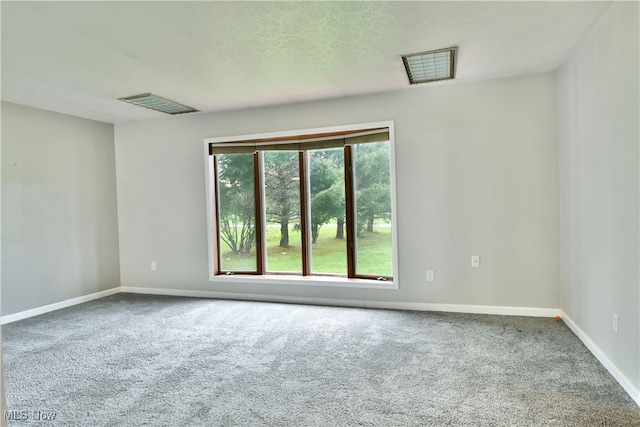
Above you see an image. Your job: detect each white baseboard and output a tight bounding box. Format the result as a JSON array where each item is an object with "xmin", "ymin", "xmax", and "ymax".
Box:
[
  {"xmin": 560, "ymin": 311, "xmax": 640, "ymax": 406},
  {"xmin": 0, "ymin": 287, "xmax": 121, "ymax": 325},
  {"xmin": 120, "ymin": 286, "xmax": 368, "ymax": 308},
  {"xmin": 121, "ymin": 286, "xmax": 560, "ymax": 317},
  {"xmin": 365, "ymin": 300, "xmax": 561, "ymax": 317},
  {"xmin": 0, "ymin": 286, "xmax": 561, "ymax": 325}
]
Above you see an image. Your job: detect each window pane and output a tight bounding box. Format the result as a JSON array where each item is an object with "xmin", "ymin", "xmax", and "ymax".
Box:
[
  {"xmin": 353, "ymin": 141, "xmax": 393, "ymax": 277},
  {"xmin": 263, "ymin": 151, "xmax": 302, "ymax": 273},
  {"xmin": 216, "ymin": 153, "xmax": 257, "ymax": 272},
  {"xmin": 309, "ymin": 148, "xmax": 347, "ymax": 275}
]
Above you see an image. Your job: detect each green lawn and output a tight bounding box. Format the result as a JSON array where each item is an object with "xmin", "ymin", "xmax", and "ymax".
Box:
[{"xmin": 219, "ymin": 222, "xmax": 392, "ymax": 276}]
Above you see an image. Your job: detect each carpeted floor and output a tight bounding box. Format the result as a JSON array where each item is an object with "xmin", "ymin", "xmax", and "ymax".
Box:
[{"xmin": 3, "ymin": 293, "xmax": 640, "ymax": 426}]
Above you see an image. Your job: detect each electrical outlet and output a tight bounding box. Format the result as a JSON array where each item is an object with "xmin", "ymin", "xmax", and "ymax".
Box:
[
  {"xmin": 151, "ymin": 261, "xmax": 157, "ymax": 271},
  {"xmin": 426, "ymin": 270, "xmax": 434, "ymax": 282},
  {"xmin": 471, "ymin": 256, "xmax": 480, "ymax": 267},
  {"xmin": 613, "ymin": 313, "xmax": 619, "ymax": 334}
]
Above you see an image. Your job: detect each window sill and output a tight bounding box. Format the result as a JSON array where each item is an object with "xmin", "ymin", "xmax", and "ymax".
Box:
[{"xmin": 209, "ymin": 274, "xmax": 398, "ymax": 290}]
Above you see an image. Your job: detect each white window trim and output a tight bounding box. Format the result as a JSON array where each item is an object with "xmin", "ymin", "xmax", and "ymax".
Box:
[{"xmin": 203, "ymin": 120, "xmax": 399, "ymax": 290}]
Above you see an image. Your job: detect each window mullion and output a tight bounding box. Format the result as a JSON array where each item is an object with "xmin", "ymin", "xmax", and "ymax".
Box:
[
  {"xmin": 254, "ymin": 151, "xmax": 265, "ymax": 275},
  {"xmin": 299, "ymin": 151, "xmax": 311, "ymax": 276},
  {"xmin": 212, "ymin": 155, "xmax": 223, "ymax": 275},
  {"xmin": 344, "ymin": 146, "xmax": 356, "ymax": 278}
]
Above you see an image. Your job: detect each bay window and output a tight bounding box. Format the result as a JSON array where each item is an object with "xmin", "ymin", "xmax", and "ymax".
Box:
[{"xmin": 204, "ymin": 122, "xmax": 398, "ymax": 288}]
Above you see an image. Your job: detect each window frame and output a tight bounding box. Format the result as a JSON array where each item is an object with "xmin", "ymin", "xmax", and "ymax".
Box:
[{"xmin": 204, "ymin": 121, "xmax": 399, "ymax": 290}]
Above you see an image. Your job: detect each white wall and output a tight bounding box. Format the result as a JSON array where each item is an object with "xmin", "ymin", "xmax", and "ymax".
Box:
[
  {"xmin": 115, "ymin": 72, "xmax": 560, "ymax": 309},
  {"xmin": 558, "ymin": 1, "xmax": 639, "ymax": 393},
  {"xmin": 1, "ymin": 102, "xmax": 121, "ymax": 315},
  {"xmin": 1, "ymin": 99, "xmax": 6, "ymax": 426}
]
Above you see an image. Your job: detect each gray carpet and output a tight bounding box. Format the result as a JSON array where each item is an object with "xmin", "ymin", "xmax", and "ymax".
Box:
[{"xmin": 3, "ymin": 293, "xmax": 640, "ymax": 426}]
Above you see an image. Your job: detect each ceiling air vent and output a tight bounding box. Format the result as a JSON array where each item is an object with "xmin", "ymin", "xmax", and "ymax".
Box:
[
  {"xmin": 402, "ymin": 47, "xmax": 457, "ymax": 85},
  {"xmin": 119, "ymin": 93, "xmax": 198, "ymax": 115}
]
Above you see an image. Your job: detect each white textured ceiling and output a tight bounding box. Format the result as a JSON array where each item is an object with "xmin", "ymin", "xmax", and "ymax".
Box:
[{"xmin": 1, "ymin": 1, "xmax": 611, "ymax": 124}]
